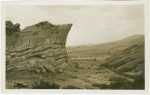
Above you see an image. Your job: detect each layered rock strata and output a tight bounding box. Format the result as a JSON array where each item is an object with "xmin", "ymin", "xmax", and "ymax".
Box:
[{"xmin": 6, "ymin": 21, "xmax": 72, "ymax": 73}]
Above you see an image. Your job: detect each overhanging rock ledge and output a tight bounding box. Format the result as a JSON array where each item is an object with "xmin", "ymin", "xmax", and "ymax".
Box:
[{"xmin": 6, "ymin": 21, "xmax": 73, "ymax": 73}]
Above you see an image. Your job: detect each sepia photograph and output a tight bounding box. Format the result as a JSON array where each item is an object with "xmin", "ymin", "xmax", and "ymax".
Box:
[{"xmin": 1, "ymin": 0, "xmax": 149, "ymax": 94}]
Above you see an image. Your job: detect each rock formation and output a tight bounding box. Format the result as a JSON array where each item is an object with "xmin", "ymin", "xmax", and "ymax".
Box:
[{"xmin": 6, "ymin": 21, "xmax": 73, "ymax": 73}]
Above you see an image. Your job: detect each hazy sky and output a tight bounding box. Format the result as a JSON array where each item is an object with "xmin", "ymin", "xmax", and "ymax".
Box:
[{"xmin": 6, "ymin": 5, "xmax": 144, "ymax": 46}]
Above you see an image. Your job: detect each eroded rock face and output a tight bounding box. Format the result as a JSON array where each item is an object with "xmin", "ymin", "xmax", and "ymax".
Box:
[{"xmin": 6, "ymin": 21, "xmax": 72, "ymax": 73}]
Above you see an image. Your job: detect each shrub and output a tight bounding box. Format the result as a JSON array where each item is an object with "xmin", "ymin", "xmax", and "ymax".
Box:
[
  {"xmin": 88, "ymin": 67, "xmax": 91, "ymax": 69},
  {"xmin": 93, "ymin": 67, "xmax": 104, "ymax": 70},
  {"xmin": 58, "ymin": 78, "xmax": 66, "ymax": 81},
  {"xmin": 92, "ymin": 80, "xmax": 132, "ymax": 89},
  {"xmin": 108, "ymin": 77, "xmax": 132, "ymax": 89},
  {"xmin": 92, "ymin": 83, "xmax": 109, "ymax": 89},
  {"xmin": 63, "ymin": 85, "xmax": 81, "ymax": 89},
  {"xmin": 73, "ymin": 69, "xmax": 78, "ymax": 72},
  {"xmin": 31, "ymin": 81, "xmax": 60, "ymax": 89},
  {"xmin": 73, "ymin": 62, "xmax": 84, "ymax": 69},
  {"xmin": 130, "ymin": 74, "xmax": 145, "ymax": 89},
  {"xmin": 109, "ymin": 80, "xmax": 132, "ymax": 89},
  {"xmin": 71, "ymin": 75, "xmax": 79, "ymax": 78},
  {"xmin": 110, "ymin": 74, "xmax": 145, "ymax": 89},
  {"xmin": 92, "ymin": 74, "xmax": 145, "ymax": 89},
  {"xmin": 72, "ymin": 62, "xmax": 78, "ymax": 67},
  {"xmin": 109, "ymin": 77, "xmax": 127, "ymax": 81}
]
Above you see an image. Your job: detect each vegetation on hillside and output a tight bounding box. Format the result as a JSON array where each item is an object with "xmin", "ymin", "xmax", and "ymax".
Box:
[
  {"xmin": 31, "ymin": 72, "xmax": 144, "ymax": 89},
  {"xmin": 31, "ymin": 81, "xmax": 60, "ymax": 89},
  {"xmin": 92, "ymin": 72, "xmax": 144, "ymax": 89}
]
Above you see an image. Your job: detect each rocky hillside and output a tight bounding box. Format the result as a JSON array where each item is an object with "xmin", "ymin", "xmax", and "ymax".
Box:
[
  {"xmin": 6, "ymin": 21, "xmax": 73, "ymax": 73},
  {"xmin": 67, "ymin": 34, "xmax": 144, "ymax": 58},
  {"xmin": 66, "ymin": 34, "xmax": 145, "ymax": 76},
  {"xmin": 101, "ymin": 35, "xmax": 144, "ymax": 76}
]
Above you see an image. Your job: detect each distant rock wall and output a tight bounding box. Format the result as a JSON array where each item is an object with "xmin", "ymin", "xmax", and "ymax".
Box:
[{"xmin": 6, "ymin": 21, "xmax": 72, "ymax": 73}]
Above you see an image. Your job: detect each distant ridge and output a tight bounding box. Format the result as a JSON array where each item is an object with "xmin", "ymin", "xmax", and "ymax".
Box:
[
  {"xmin": 66, "ymin": 34, "xmax": 144, "ymax": 64},
  {"xmin": 67, "ymin": 34, "xmax": 144, "ymax": 47}
]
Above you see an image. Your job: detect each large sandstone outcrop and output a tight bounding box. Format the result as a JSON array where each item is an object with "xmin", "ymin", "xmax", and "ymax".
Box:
[{"xmin": 6, "ymin": 21, "xmax": 72, "ymax": 73}]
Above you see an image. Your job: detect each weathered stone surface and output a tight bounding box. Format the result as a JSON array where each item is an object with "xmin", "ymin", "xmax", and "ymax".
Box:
[
  {"xmin": 35, "ymin": 69, "xmax": 41, "ymax": 73},
  {"xmin": 55, "ymin": 63, "xmax": 68, "ymax": 73},
  {"xmin": 6, "ymin": 21, "xmax": 73, "ymax": 73},
  {"xmin": 43, "ymin": 64, "xmax": 55, "ymax": 73}
]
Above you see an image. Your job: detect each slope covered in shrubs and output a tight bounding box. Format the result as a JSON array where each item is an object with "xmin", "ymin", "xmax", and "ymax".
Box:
[{"xmin": 101, "ymin": 35, "xmax": 144, "ymax": 74}]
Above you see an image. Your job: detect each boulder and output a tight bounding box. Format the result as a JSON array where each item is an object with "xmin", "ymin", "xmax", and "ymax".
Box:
[
  {"xmin": 73, "ymin": 62, "xmax": 84, "ymax": 69},
  {"xmin": 55, "ymin": 63, "xmax": 68, "ymax": 73},
  {"xmin": 43, "ymin": 64, "xmax": 55, "ymax": 73},
  {"xmin": 71, "ymin": 75, "xmax": 79, "ymax": 78},
  {"xmin": 35, "ymin": 69, "xmax": 41, "ymax": 73},
  {"xmin": 41, "ymin": 68, "xmax": 47, "ymax": 74},
  {"xmin": 38, "ymin": 76, "xmax": 43, "ymax": 78}
]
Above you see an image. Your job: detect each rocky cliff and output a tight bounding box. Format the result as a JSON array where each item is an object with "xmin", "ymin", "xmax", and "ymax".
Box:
[{"xmin": 6, "ymin": 21, "xmax": 73, "ymax": 73}]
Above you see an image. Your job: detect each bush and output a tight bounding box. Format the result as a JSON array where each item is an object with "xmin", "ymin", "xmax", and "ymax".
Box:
[
  {"xmin": 92, "ymin": 83, "xmax": 109, "ymax": 89},
  {"xmin": 130, "ymin": 74, "xmax": 145, "ymax": 89},
  {"xmin": 109, "ymin": 74, "xmax": 144, "ymax": 89},
  {"xmin": 73, "ymin": 62, "xmax": 84, "ymax": 69},
  {"xmin": 92, "ymin": 74, "xmax": 145, "ymax": 89},
  {"xmin": 87, "ymin": 67, "xmax": 91, "ymax": 69},
  {"xmin": 109, "ymin": 81, "xmax": 132, "ymax": 89},
  {"xmin": 92, "ymin": 80, "xmax": 132, "ymax": 89},
  {"xmin": 93, "ymin": 67, "xmax": 104, "ymax": 70},
  {"xmin": 63, "ymin": 85, "xmax": 81, "ymax": 89},
  {"xmin": 31, "ymin": 81, "xmax": 60, "ymax": 89},
  {"xmin": 71, "ymin": 75, "xmax": 79, "ymax": 78},
  {"xmin": 109, "ymin": 77, "xmax": 127, "ymax": 81},
  {"xmin": 73, "ymin": 69, "xmax": 78, "ymax": 72}
]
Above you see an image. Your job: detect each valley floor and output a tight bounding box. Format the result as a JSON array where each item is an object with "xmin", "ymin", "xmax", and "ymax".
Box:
[{"xmin": 6, "ymin": 59, "xmax": 135, "ymax": 89}]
